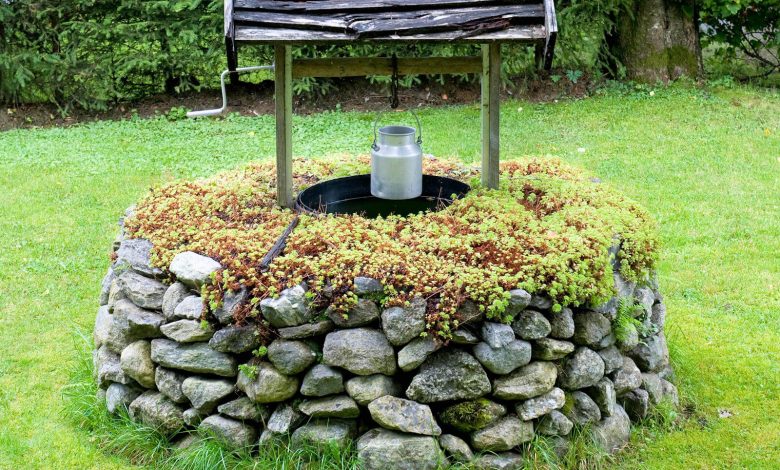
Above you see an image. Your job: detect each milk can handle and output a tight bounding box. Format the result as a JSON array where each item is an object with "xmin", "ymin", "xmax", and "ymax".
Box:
[{"xmin": 372, "ymin": 110, "xmax": 423, "ymax": 150}]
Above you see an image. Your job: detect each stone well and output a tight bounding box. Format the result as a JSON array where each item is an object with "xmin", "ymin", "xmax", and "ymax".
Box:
[{"xmin": 94, "ymin": 233, "xmax": 677, "ymax": 469}]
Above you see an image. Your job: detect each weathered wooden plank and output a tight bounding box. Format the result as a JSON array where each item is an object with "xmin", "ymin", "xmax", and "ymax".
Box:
[
  {"xmin": 275, "ymin": 45, "xmax": 294, "ymax": 208},
  {"xmin": 542, "ymin": 0, "xmax": 557, "ymax": 69},
  {"xmin": 234, "ymin": 25, "xmax": 547, "ymax": 43},
  {"xmin": 481, "ymin": 44, "xmax": 500, "ymax": 190},
  {"xmin": 349, "ymin": 6, "xmax": 544, "ymax": 37},
  {"xmin": 292, "ymin": 56, "xmax": 482, "ymax": 78},
  {"xmin": 225, "ymin": 0, "xmax": 233, "ymax": 37},
  {"xmin": 234, "ymin": 0, "xmax": 540, "ymax": 14},
  {"xmin": 234, "ymin": 11, "xmax": 349, "ymax": 32}
]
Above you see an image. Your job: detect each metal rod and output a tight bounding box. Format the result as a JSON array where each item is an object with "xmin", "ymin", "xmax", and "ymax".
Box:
[{"xmin": 186, "ymin": 65, "xmax": 275, "ymax": 118}]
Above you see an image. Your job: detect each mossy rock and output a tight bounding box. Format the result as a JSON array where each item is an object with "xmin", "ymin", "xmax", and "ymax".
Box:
[{"xmin": 438, "ymin": 398, "xmax": 507, "ymax": 433}]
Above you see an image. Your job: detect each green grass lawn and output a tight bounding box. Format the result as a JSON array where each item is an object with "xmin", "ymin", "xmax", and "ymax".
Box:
[{"xmin": 0, "ymin": 83, "xmax": 778, "ymax": 469}]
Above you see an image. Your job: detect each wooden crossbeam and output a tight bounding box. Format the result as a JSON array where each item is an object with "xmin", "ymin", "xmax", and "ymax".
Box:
[{"xmin": 292, "ymin": 56, "xmax": 482, "ymax": 79}]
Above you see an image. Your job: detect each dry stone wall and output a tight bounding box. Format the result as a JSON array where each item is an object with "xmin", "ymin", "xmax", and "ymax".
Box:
[{"xmin": 94, "ymin": 228, "xmax": 677, "ymax": 469}]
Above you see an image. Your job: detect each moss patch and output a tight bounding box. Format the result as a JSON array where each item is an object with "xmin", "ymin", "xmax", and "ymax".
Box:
[
  {"xmin": 126, "ymin": 156, "xmax": 658, "ymax": 339},
  {"xmin": 438, "ymin": 398, "xmax": 506, "ymax": 433}
]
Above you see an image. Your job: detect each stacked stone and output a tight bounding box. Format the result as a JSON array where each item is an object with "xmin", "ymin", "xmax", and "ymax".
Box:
[{"xmin": 94, "ymin": 236, "xmax": 678, "ymax": 470}]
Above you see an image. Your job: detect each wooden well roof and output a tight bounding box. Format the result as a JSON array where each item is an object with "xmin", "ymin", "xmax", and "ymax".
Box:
[{"xmin": 226, "ymin": 0, "xmax": 557, "ymax": 45}]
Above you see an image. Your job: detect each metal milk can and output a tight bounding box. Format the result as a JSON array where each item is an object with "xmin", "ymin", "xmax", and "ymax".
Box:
[{"xmin": 370, "ymin": 112, "xmax": 423, "ymax": 200}]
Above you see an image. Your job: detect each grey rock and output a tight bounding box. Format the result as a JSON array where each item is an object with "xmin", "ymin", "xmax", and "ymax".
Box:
[
  {"xmin": 472, "ymin": 452, "xmax": 524, "ymax": 470},
  {"xmin": 219, "ymin": 397, "xmax": 270, "ymax": 423},
  {"xmin": 292, "ymin": 419, "xmax": 356, "ymax": 449},
  {"xmin": 267, "ymin": 339, "xmax": 317, "ymax": 375},
  {"xmin": 438, "ymin": 399, "xmax": 507, "ymax": 433},
  {"xmin": 236, "ymin": 361, "xmax": 299, "ymax": 403},
  {"xmin": 628, "ymin": 333, "xmax": 668, "ymax": 372},
  {"xmin": 473, "ymin": 340, "xmax": 532, "ymax": 375},
  {"xmin": 260, "ymin": 285, "xmax": 314, "ymax": 328},
  {"xmin": 104, "ymin": 300, "xmax": 136, "ymax": 352},
  {"xmin": 516, "ymin": 387, "xmax": 565, "ymax": 420},
  {"xmin": 162, "ymin": 282, "xmax": 190, "ymax": 320},
  {"xmin": 612, "ymin": 357, "xmax": 642, "ymax": 395},
  {"xmin": 173, "ymin": 433, "xmax": 202, "ymax": 450},
  {"xmin": 96, "ymin": 388, "xmax": 107, "ymax": 405},
  {"xmin": 529, "ymin": 295, "xmax": 553, "ymax": 310},
  {"xmin": 128, "ymin": 391, "xmax": 184, "ymax": 435},
  {"xmin": 106, "ymin": 383, "xmax": 141, "ymax": 414},
  {"xmin": 169, "ymin": 251, "xmax": 221, "ymax": 289},
  {"xmin": 549, "ymin": 307, "xmax": 575, "ymax": 339},
  {"xmin": 439, "ymin": 434, "xmax": 473, "ymax": 462},
  {"xmin": 456, "ymin": 300, "xmax": 483, "ymax": 325},
  {"xmin": 117, "ymin": 270, "xmax": 167, "ymax": 310},
  {"xmin": 94, "ymin": 306, "xmax": 112, "ymax": 348},
  {"xmin": 151, "ymin": 338, "xmax": 237, "ymax": 377},
  {"xmin": 277, "ymin": 320, "xmax": 335, "ymax": 340},
  {"xmin": 95, "ymin": 345, "xmax": 132, "ymax": 387},
  {"xmin": 99, "ymin": 269, "xmax": 114, "ymax": 306},
  {"xmin": 507, "ymin": 288, "xmax": 532, "ymax": 313},
  {"xmin": 173, "ymin": 295, "xmax": 203, "ymax": 320},
  {"xmin": 598, "ymin": 345, "xmax": 624, "ymax": 375},
  {"xmin": 209, "ymin": 325, "xmax": 261, "ymax": 354},
  {"xmin": 591, "ymin": 404, "xmax": 631, "ymax": 454},
  {"xmin": 532, "ymin": 338, "xmax": 575, "ymax": 360},
  {"xmin": 354, "ymin": 277, "xmax": 383, "ymax": 296},
  {"xmin": 573, "ymin": 311, "xmax": 612, "ymax": 347},
  {"xmin": 357, "ymin": 428, "xmax": 443, "ymax": 470},
  {"xmin": 587, "ymin": 377, "xmax": 617, "ymax": 417},
  {"xmin": 155, "ymin": 367, "xmax": 188, "ymax": 404},
  {"xmin": 634, "ymin": 287, "xmax": 655, "ymax": 315},
  {"xmin": 266, "ymin": 403, "xmax": 305, "ymax": 435},
  {"xmin": 537, "ymin": 410, "xmax": 573, "ymax": 437},
  {"xmin": 120, "ymin": 340, "xmax": 156, "ymax": 388},
  {"xmin": 323, "ymin": 328, "xmax": 396, "ymax": 376},
  {"xmin": 182, "ymin": 376, "xmax": 234, "ymax": 413},
  {"xmin": 398, "ymin": 337, "xmax": 441, "ymax": 372},
  {"xmin": 616, "ymin": 323, "xmax": 640, "ymax": 351},
  {"xmin": 650, "ymin": 301, "xmax": 666, "ymax": 330},
  {"xmin": 493, "ymin": 361, "xmax": 557, "ymax": 400},
  {"xmin": 471, "ymin": 415, "xmax": 533, "ymax": 451},
  {"xmin": 381, "ymin": 297, "xmax": 427, "ymax": 346},
  {"xmin": 481, "ymin": 322, "xmax": 515, "ymax": 348},
  {"xmin": 596, "ymin": 332, "xmax": 617, "ymax": 349},
  {"xmin": 199, "ymin": 415, "xmax": 257, "ymax": 449},
  {"xmin": 660, "ymin": 379, "xmax": 680, "ymax": 406},
  {"xmin": 641, "ymin": 373, "xmax": 664, "ymax": 405},
  {"xmin": 126, "ymin": 308, "xmax": 164, "ymax": 339},
  {"xmin": 406, "ymin": 349, "xmax": 491, "ymax": 403},
  {"xmin": 346, "ymin": 374, "xmax": 402, "ymax": 406},
  {"xmin": 113, "ymin": 238, "xmax": 163, "ymax": 278},
  {"xmin": 160, "ymin": 319, "xmax": 213, "ymax": 343},
  {"xmin": 620, "ymin": 388, "xmax": 649, "ymax": 421},
  {"xmin": 301, "ymin": 364, "xmax": 344, "ymax": 397},
  {"xmin": 592, "ymin": 297, "xmax": 619, "ymax": 320},
  {"xmin": 107, "ymin": 279, "xmax": 127, "ymax": 309},
  {"xmin": 511, "ymin": 310, "xmax": 551, "ymax": 340},
  {"xmin": 213, "ymin": 288, "xmax": 248, "ymax": 325},
  {"xmin": 558, "ymin": 347, "xmax": 605, "ymax": 390},
  {"xmin": 450, "ymin": 328, "xmax": 480, "ymax": 345},
  {"xmin": 328, "ymin": 298, "xmax": 380, "ymax": 328},
  {"xmin": 563, "ymin": 391, "xmax": 601, "ymax": 425},
  {"xmin": 299, "ymin": 395, "xmax": 360, "ymax": 418},
  {"xmin": 368, "ymin": 395, "xmax": 441, "ymax": 436},
  {"xmin": 614, "ymin": 271, "xmax": 637, "ymax": 299},
  {"xmin": 183, "ymin": 408, "xmax": 205, "ymax": 427}
]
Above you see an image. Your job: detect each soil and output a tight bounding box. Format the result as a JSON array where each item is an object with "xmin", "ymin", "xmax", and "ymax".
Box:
[{"xmin": 0, "ymin": 75, "xmax": 593, "ymax": 131}]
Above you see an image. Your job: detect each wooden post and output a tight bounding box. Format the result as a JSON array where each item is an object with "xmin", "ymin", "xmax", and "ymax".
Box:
[
  {"xmin": 274, "ymin": 45, "xmax": 293, "ymax": 208},
  {"xmin": 481, "ymin": 43, "xmax": 501, "ymax": 190}
]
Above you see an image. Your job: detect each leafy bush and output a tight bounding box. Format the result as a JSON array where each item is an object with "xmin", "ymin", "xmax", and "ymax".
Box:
[
  {"xmin": 125, "ymin": 157, "xmax": 659, "ymax": 340},
  {"xmin": 700, "ymin": 0, "xmax": 780, "ymax": 77}
]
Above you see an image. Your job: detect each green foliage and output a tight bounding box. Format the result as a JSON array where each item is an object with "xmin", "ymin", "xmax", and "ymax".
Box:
[
  {"xmin": 700, "ymin": 0, "xmax": 780, "ymax": 77},
  {"xmin": 126, "ymin": 157, "xmax": 658, "ymax": 340},
  {"xmin": 438, "ymin": 398, "xmax": 508, "ymax": 433},
  {"xmin": 237, "ymin": 364, "xmax": 258, "ymax": 380}
]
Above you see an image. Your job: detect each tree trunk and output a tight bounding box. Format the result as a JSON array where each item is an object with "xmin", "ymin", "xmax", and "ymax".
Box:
[{"xmin": 609, "ymin": 0, "xmax": 702, "ymax": 82}]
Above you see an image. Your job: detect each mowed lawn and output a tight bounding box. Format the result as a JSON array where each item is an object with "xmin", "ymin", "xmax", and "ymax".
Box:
[{"xmin": 0, "ymin": 83, "xmax": 778, "ymax": 469}]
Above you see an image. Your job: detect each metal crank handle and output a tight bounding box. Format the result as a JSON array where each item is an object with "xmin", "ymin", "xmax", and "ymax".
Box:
[{"xmin": 186, "ymin": 65, "xmax": 275, "ymax": 118}]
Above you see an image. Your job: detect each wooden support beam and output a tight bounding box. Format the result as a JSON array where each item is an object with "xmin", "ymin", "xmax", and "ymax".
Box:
[
  {"xmin": 274, "ymin": 45, "xmax": 294, "ymax": 208},
  {"xmin": 481, "ymin": 43, "xmax": 500, "ymax": 190},
  {"xmin": 292, "ymin": 56, "xmax": 482, "ymax": 78}
]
